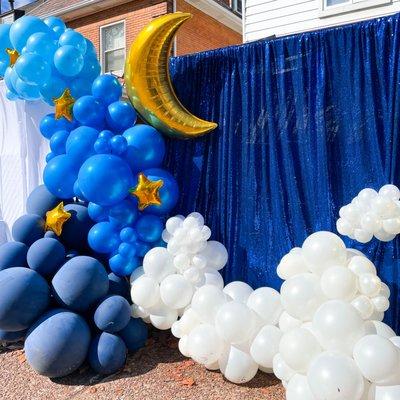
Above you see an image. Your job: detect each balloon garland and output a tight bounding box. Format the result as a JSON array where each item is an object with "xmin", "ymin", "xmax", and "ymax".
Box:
[{"xmin": 0, "ymin": 13, "xmax": 399, "ymax": 400}]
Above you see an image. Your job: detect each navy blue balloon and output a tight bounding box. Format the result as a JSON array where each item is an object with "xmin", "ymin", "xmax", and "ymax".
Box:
[
  {"xmin": 27, "ymin": 238, "xmax": 65, "ymax": 277},
  {"xmin": 135, "ymin": 214, "xmax": 163, "ymax": 243},
  {"xmin": 88, "ymin": 202, "xmax": 109, "ymax": 222},
  {"xmin": 88, "ymin": 222, "xmax": 120, "ymax": 254},
  {"xmin": 108, "ymin": 272, "xmax": 130, "ymax": 299},
  {"xmin": 77, "ymin": 154, "xmax": 134, "ymax": 206},
  {"xmin": 0, "ymin": 328, "xmax": 26, "ymax": 343},
  {"xmin": 12, "ymin": 214, "xmax": 44, "ymax": 246},
  {"xmin": 0, "ymin": 267, "xmax": 50, "ymax": 331},
  {"xmin": 26, "ymin": 184, "xmax": 61, "ymax": 217},
  {"xmin": 0, "ymin": 241, "xmax": 28, "ymax": 271},
  {"xmin": 92, "ymin": 75, "xmax": 122, "ymax": 105},
  {"xmin": 88, "ymin": 332, "xmax": 127, "ymax": 375},
  {"xmin": 25, "ymin": 309, "xmax": 91, "ymax": 377},
  {"xmin": 52, "ymin": 256, "xmax": 108, "ymax": 312},
  {"xmin": 109, "ymin": 254, "xmax": 140, "ymax": 277},
  {"xmin": 40, "ymin": 113, "xmax": 76, "ymax": 139},
  {"xmin": 108, "ymin": 198, "xmax": 138, "ymax": 228},
  {"xmin": 49, "ymin": 130, "xmax": 69, "ymax": 155},
  {"xmin": 106, "ymin": 101, "xmax": 137, "ymax": 133},
  {"xmin": 73, "ymin": 95, "xmax": 106, "ymax": 129},
  {"xmin": 65, "ymin": 126, "xmax": 98, "ymax": 163},
  {"xmin": 43, "ymin": 154, "xmax": 79, "ymax": 198},
  {"xmin": 94, "ymin": 295, "xmax": 131, "ymax": 333},
  {"xmin": 123, "ymin": 125, "xmax": 165, "ymax": 172},
  {"xmin": 119, "ymin": 318, "xmax": 148, "ymax": 351}
]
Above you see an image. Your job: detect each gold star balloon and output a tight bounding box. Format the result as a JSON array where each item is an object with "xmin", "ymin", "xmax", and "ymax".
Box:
[
  {"xmin": 54, "ymin": 88, "xmax": 75, "ymax": 121},
  {"xmin": 6, "ymin": 48, "xmax": 19, "ymax": 67},
  {"xmin": 45, "ymin": 202, "xmax": 71, "ymax": 236},
  {"xmin": 130, "ymin": 173, "xmax": 164, "ymax": 211}
]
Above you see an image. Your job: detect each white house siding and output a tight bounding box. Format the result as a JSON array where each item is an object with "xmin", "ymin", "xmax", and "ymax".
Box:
[{"xmin": 245, "ymin": 0, "xmax": 400, "ymax": 42}]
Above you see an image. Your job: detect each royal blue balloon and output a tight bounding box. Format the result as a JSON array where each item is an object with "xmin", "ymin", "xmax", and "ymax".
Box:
[
  {"xmin": 25, "ymin": 309, "xmax": 91, "ymax": 377},
  {"xmin": 27, "ymin": 238, "xmax": 65, "ymax": 277},
  {"xmin": 108, "ymin": 198, "xmax": 138, "ymax": 228},
  {"xmin": 106, "ymin": 101, "xmax": 137, "ymax": 133},
  {"xmin": 49, "ymin": 130, "xmax": 69, "ymax": 155},
  {"xmin": 52, "ymin": 256, "xmax": 108, "ymax": 312},
  {"xmin": 0, "ymin": 267, "xmax": 50, "ymax": 331},
  {"xmin": 27, "ymin": 185, "xmax": 62, "ymax": 217},
  {"xmin": 135, "ymin": 240, "xmax": 151, "ymax": 257},
  {"xmin": 88, "ymin": 202, "xmax": 109, "ymax": 222},
  {"xmin": 25, "ymin": 32, "xmax": 57, "ymax": 60},
  {"xmin": 88, "ymin": 222, "xmax": 120, "ymax": 254},
  {"xmin": 59, "ymin": 30, "xmax": 87, "ymax": 55},
  {"xmin": 123, "ymin": 125, "xmax": 165, "ymax": 172},
  {"xmin": 43, "ymin": 17, "xmax": 66, "ymax": 38},
  {"xmin": 0, "ymin": 241, "xmax": 28, "ymax": 271},
  {"xmin": 54, "ymin": 45, "xmax": 84, "ymax": 77},
  {"xmin": 0, "ymin": 328, "xmax": 26, "ymax": 343},
  {"xmin": 40, "ymin": 113, "xmax": 75, "ymax": 139},
  {"xmin": 108, "ymin": 272, "xmax": 130, "ymax": 299},
  {"xmin": 110, "ymin": 135, "xmax": 127, "ymax": 155},
  {"xmin": 98, "ymin": 130, "xmax": 114, "ymax": 140},
  {"xmin": 94, "ymin": 295, "xmax": 131, "ymax": 333},
  {"xmin": 73, "ymin": 181, "xmax": 87, "ymax": 201},
  {"xmin": 118, "ymin": 243, "xmax": 137, "ymax": 259},
  {"xmin": 73, "ymin": 95, "xmax": 106, "ymax": 129},
  {"xmin": 70, "ymin": 77, "xmax": 92, "ymax": 99},
  {"xmin": 65, "ymin": 126, "xmax": 98, "ymax": 162},
  {"xmin": 94, "ymin": 138, "xmax": 111, "ymax": 154},
  {"xmin": 43, "ymin": 154, "xmax": 79, "ymax": 198},
  {"xmin": 9, "ymin": 16, "xmax": 50, "ymax": 52},
  {"xmin": 135, "ymin": 214, "xmax": 163, "ymax": 243},
  {"xmin": 46, "ymin": 152, "xmax": 55, "ymax": 162},
  {"xmin": 39, "ymin": 76, "xmax": 67, "ymax": 106},
  {"xmin": 78, "ymin": 154, "xmax": 134, "ymax": 206},
  {"xmin": 109, "ymin": 254, "xmax": 140, "ymax": 277},
  {"xmin": 88, "ymin": 332, "xmax": 126, "ymax": 375},
  {"xmin": 92, "ymin": 75, "xmax": 122, "ymax": 105},
  {"xmin": 120, "ymin": 227, "xmax": 138, "ymax": 243},
  {"xmin": 12, "ymin": 214, "xmax": 44, "ymax": 246},
  {"xmin": 85, "ymin": 39, "xmax": 97, "ymax": 56},
  {"xmin": 79, "ymin": 55, "xmax": 101, "ymax": 80},
  {"xmin": 119, "ymin": 318, "xmax": 148, "ymax": 351}
]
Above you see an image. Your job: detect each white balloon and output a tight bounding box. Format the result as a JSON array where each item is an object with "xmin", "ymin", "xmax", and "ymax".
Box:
[
  {"xmin": 161, "ymin": 228, "xmax": 172, "ymax": 243},
  {"xmin": 149, "ymin": 303, "xmax": 178, "ymax": 330},
  {"xmin": 351, "ymin": 296, "xmax": 374, "ymax": 320},
  {"xmin": 205, "ymin": 361, "xmax": 220, "ymax": 370},
  {"xmin": 353, "ymin": 335, "xmax": 400, "ymax": 383},
  {"xmin": 159, "ymin": 274, "xmax": 194, "ymax": 309},
  {"xmin": 142, "ymin": 247, "xmax": 175, "ymax": 282},
  {"xmin": 358, "ymin": 188, "xmax": 378, "ymax": 207},
  {"xmin": 202, "ymin": 268, "xmax": 224, "ymax": 289},
  {"xmin": 131, "ymin": 303, "xmax": 149, "ymax": 318},
  {"xmin": 286, "ymin": 374, "xmax": 316, "ymax": 400},
  {"xmin": 166, "ymin": 216, "xmax": 184, "ymax": 234},
  {"xmin": 337, "ymin": 218, "xmax": 354, "ymax": 237},
  {"xmin": 199, "ymin": 241, "xmax": 228, "ymax": 270},
  {"xmin": 307, "ymin": 351, "xmax": 365, "ymax": 400},
  {"xmin": 354, "ymin": 229, "xmax": 374, "ymax": 243},
  {"xmin": 372, "ymin": 296, "xmax": 390, "ymax": 313},
  {"xmin": 379, "ymin": 282, "xmax": 391, "ymax": 298},
  {"xmin": 347, "ymin": 248, "xmax": 367, "ymax": 259},
  {"xmin": 374, "ymin": 229, "xmax": 396, "ymax": 242},
  {"xmin": 360, "ymin": 212, "xmax": 382, "ymax": 234},
  {"xmin": 370, "ymin": 309, "xmax": 385, "ymax": 322},
  {"xmin": 365, "ymin": 321, "xmax": 396, "ymax": 339},
  {"xmin": 192, "ymin": 254, "xmax": 207, "ymax": 269},
  {"xmin": 183, "ymin": 267, "xmax": 200, "ymax": 284},
  {"xmin": 279, "ymin": 311, "xmax": 302, "ymax": 333},
  {"xmin": 131, "ymin": 275, "xmax": 160, "ymax": 309},
  {"xmin": 191, "ymin": 285, "xmax": 227, "ymax": 324},
  {"xmin": 178, "ymin": 308, "xmax": 201, "ymax": 336},
  {"xmin": 312, "ymin": 300, "xmax": 365, "ymax": 355},
  {"xmin": 129, "ymin": 266, "xmax": 145, "ymax": 283},
  {"xmin": 223, "ymin": 281, "xmax": 253, "ymax": 303},
  {"xmin": 348, "ymin": 256, "xmax": 377, "ymax": 276},
  {"xmin": 279, "ymin": 328, "xmax": 322, "ymax": 373},
  {"xmin": 277, "ymin": 252, "xmax": 309, "ymax": 280},
  {"xmin": 173, "ymin": 253, "xmax": 191, "ymax": 270},
  {"xmin": 320, "ymin": 266, "xmax": 357, "ymax": 300},
  {"xmin": 340, "ymin": 205, "xmax": 361, "ymax": 225},
  {"xmin": 273, "ymin": 353, "xmax": 295, "ymax": 382},
  {"xmin": 374, "ymin": 385, "xmax": 400, "ymax": 400},
  {"xmin": 379, "ymin": 184, "xmax": 400, "ymax": 201},
  {"xmin": 219, "ymin": 345, "xmax": 258, "ymax": 384},
  {"xmin": 382, "ymin": 218, "xmax": 400, "ymax": 235},
  {"xmin": 250, "ymin": 325, "xmax": 282, "ymax": 369},
  {"xmin": 371, "ymin": 196, "xmax": 397, "ymax": 219},
  {"xmin": 390, "ymin": 337, "xmax": 400, "ymax": 349},
  {"xmin": 281, "ymin": 273, "xmax": 325, "ymax": 321},
  {"xmin": 247, "ymin": 287, "xmax": 282, "ymax": 325},
  {"xmin": 188, "ymin": 324, "xmax": 225, "ymax": 365},
  {"xmin": 179, "ymin": 335, "xmax": 191, "ymax": 357},
  {"xmin": 358, "ymin": 273, "xmax": 381, "ymax": 297},
  {"xmin": 171, "ymin": 321, "xmax": 181, "ymax": 338}
]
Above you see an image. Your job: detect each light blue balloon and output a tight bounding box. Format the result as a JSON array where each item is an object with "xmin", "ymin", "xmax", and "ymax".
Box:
[
  {"xmin": 15, "ymin": 78, "xmax": 41, "ymax": 101},
  {"xmin": 9, "ymin": 16, "xmax": 50, "ymax": 52},
  {"xmin": 79, "ymin": 55, "xmax": 101, "ymax": 80},
  {"xmin": 39, "ymin": 75, "xmax": 67, "ymax": 105},
  {"xmin": 54, "ymin": 45, "xmax": 84, "ymax": 77},
  {"xmin": 15, "ymin": 53, "xmax": 51, "ymax": 86},
  {"xmin": 4, "ymin": 67, "xmax": 18, "ymax": 95},
  {"xmin": 85, "ymin": 39, "xmax": 97, "ymax": 56},
  {"xmin": 43, "ymin": 17, "xmax": 66, "ymax": 38},
  {"xmin": 25, "ymin": 32, "xmax": 57, "ymax": 60},
  {"xmin": 70, "ymin": 77, "xmax": 92, "ymax": 99},
  {"xmin": 59, "ymin": 30, "xmax": 87, "ymax": 55},
  {"xmin": 6, "ymin": 90, "xmax": 18, "ymax": 101},
  {"xmin": 0, "ymin": 24, "xmax": 12, "ymax": 56},
  {"xmin": 0, "ymin": 61, "xmax": 7, "ymax": 77}
]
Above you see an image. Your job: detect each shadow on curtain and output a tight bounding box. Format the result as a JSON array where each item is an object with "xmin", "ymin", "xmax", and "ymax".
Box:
[{"xmin": 167, "ymin": 13, "xmax": 400, "ymax": 331}]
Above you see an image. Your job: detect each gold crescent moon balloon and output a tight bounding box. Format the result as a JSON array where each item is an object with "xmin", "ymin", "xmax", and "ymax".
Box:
[{"xmin": 124, "ymin": 12, "xmax": 218, "ymax": 139}]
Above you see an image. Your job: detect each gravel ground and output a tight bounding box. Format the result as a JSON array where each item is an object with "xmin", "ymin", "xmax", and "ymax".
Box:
[{"xmin": 0, "ymin": 331, "xmax": 285, "ymax": 400}]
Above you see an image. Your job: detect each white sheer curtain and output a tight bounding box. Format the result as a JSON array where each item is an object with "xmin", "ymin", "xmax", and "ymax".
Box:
[{"xmin": 0, "ymin": 80, "xmax": 50, "ymax": 243}]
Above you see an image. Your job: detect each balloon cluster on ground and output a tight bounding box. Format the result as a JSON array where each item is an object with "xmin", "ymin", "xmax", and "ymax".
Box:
[{"xmin": 337, "ymin": 184, "xmax": 400, "ymax": 243}]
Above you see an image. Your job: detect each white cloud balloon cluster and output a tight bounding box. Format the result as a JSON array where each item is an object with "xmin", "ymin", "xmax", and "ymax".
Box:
[
  {"xmin": 336, "ymin": 184, "xmax": 400, "ymax": 243},
  {"xmin": 275, "ymin": 231, "xmax": 400, "ymax": 400},
  {"xmin": 130, "ymin": 213, "xmax": 228, "ymax": 330},
  {"xmin": 171, "ymin": 282, "xmax": 283, "ymax": 384}
]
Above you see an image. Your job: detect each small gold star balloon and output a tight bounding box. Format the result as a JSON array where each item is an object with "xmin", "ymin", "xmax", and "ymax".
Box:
[
  {"xmin": 130, "ymin": 173, "xmax": 164, "ymax": 211},
  {"xmin": 6, "ymin": 48, "xmax": 19, "ymax": 67},
  {"xmin": 45, "ymin": 202, "xmax": 71, "ymax": 236},
  {"xmin": 54, "ymin": 88, "xmax": 75, "ymax": 121}
]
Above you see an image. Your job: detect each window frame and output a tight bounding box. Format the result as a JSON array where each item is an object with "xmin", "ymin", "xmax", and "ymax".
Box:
[
  {"xmin": 319, "ymin": 0, "xmax": 392, "ymax": 18},
  {"xmin": 231, "ymin": 0, "xmax": 242, "ymax": 15},
  {"xmin": 99, "ymin": 20, "xmax": 126, "ymax": 75}
]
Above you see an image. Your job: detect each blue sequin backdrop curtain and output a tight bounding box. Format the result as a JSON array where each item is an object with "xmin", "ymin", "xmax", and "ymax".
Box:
[{"xmin": 167, "ymin": 13, "xmax": 400, "ymax": 331}]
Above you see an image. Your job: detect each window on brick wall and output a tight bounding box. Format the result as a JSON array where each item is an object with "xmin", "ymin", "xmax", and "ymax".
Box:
[
  {"xmin": 100, "ymin": 21, "xmax": 125, "ymax": 75},
  {"xmin": 232, "ymin": 0, "xmax": 242, "ymax": 15}
]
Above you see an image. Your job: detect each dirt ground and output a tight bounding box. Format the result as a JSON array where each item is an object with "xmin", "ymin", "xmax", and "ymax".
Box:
[{"xmin": 0, "ymin": 331, "xmax": 285, "ymax": 400}]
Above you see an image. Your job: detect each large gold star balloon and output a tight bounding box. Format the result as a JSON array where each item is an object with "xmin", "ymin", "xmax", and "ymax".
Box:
[
  {"xmin": 45, "ymin": 202, "xmax": 71, "ymax": 236},
  {"xmin": 6, "ymin": 48, "xmax": 19, "ymax": 67},
  {"xmin": 130, "ymin": 173, "xmax": 164, "ymax": 211},
  {"xmin": 54, "ymin": 89, "xmax": 75, "ymax": 121}
]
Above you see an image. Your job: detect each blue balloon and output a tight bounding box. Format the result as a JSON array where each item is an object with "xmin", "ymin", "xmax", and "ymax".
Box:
[
  {"xmin": 15, "ymin": 52, "xmax": 51, "ymax": 86},
  {"xmin": 25, "ymin": 309, "xmax": 91, "ymax": 377},
  {"xmin": 108, "ymin": 272, "xmax": 130, "ymax": 299},
  {"xmin": 27, "ymin": 238, "xmax": 65, "ymax": 277},
  {"xmin": 12, "ymin": 214, "xmax": 44, "ymax": 246},
  {"xmin": 43, "ymin": 17, "xmax": 66, "ymax": 38},
  {"xmin": 49, "ymin": 130, "xmax": 69, "ymax": 155},
  {"xmin": 46, "ymin": 152, "xmax": 55, "ymax": 162},
  {"xmin": 58, "ymin": 30, "xmax": 87, "ymax": 55},
  {"xmin": 119, "ymin": 318, "xmax": 148, "ymax": 351},
  {"xmin": 40, "ymin": 113, "xmax": 76, "ymax": 139},
  {"xmin": 110, "ymin": 135, "xmax": 128, "ymax": 155},
  {"xmin": 98, "ymin": 130, "xmax": 114, "ymax": 140},
  {"xmin": 94, "ymin": 295, "xmax": 131, "ymax": 333},
  {"xmin": 25, "ymin": 32, "xmax": 57, "ymax": 59},
  {"xmin": 135, "ymin": 214, "xmax": 163, "ymax": 243},
  {"xmin": 54, "ymin": 45, "xmax": 84, "ymax": 77},
  {"xmin": 9, "ymin": 16, "xmax": 50, "ymax": 52},
  {"xmin": 79, "ymin": 54, "xmax": 101, "ymax": 80},
  {"xmin": 39, "ymin": 76, "xmax": 68, "ymax": 106},
  {"xmin": 106, "ymin": 101, "xmax": 137, "ymax": 133},
  {"xmin": 65, "ymin": 126, "xmax": 98, "ymax": 162},
  {"xmin": 70, "ymin": 77, "xmax": 92, "ymax": 99},
  {"xmin": 26, "ymin": 185, "xmax": 61, "ymax": 217},
  {"xmin": 0, "ymin": 328, "xmax": 26, "ymax": 343},
  {"xmin": 94, "ymin": 138, "xmax": 111, "ymax": 154},
  {"xmin": 52, "ymin": 256, "xmax": 108, "ymax": 312},
  {"xmin": 123, "ymin": 125, "xmax": 166, "ymax": 172},
  {"xmin": 0, "ymin": 24, "xmax": 12, "ymax": 53},
  {"xmin": 88, "ymin": 222, "xmax": 120, "ymax": 254},
  {"xmin": 118, "ymin": 243, "xmax": 137, "ymax": 259},
  {"xmin": 15, "ymin": 78, "xmax": 41, "ymax": 100},
  {"xmin": 44, "ymin": 231, "xmax": 58, "ymax": 239},
  {"xmin": 109, "ymin": 254, "xmax": 140, "ymax": 277},
  {"xmin": 0, "ymin": 241, "xmax": 28, "ymax": 271},
  {"xmin": 108, "ymin": 198, "xmax": 138, "ymax": 227},
  {"xmin": 120, "ymin": 227, "xmax": 138, "ymax": 243},
  {"xmin": 135, "ymin": 240, "xmax": 151, "ymax": 257},
  {"xmin": 85, "ymin": 39, "xmax": 97, "ymax": 56},
  {"xmin": 73, "ymin": 95, "xmax": 106, "ymax": 129},
  {"xmin": 43, "ymin": 154, "xmax": 79, "ymax": 198},
  {"xmin": 88, "ymin": 332, "xmax": 127, "ymax": 375},
  {"xmin": 78, "ymin": 154, "xmax": 134, "ymax": 206},
  {"xmin": 0, "ymin": 267, "xmax": 50, "ymax": 331},
  {"xmin": 73, "ymin": 180, "xmax": 87, "ymax": 201},
  {"xmin": 88, "ymin": 202, "xmax": 109, "ymax": 222},
  {"xmin": 92, "ymin": 75, "xmax": 122, "ymax": 105},
  {"xmin": 4, "ymin": 66, "xmax": 18, "ymax": 95}
]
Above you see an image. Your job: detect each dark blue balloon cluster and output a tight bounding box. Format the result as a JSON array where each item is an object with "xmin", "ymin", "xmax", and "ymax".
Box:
[
  {"xmin": 0, "ymin": 185, "xmax": 148, "ymax": 377},
  {"xmin": 0, "ymin": 16, "xmax": 100, "ymax": 103}
]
